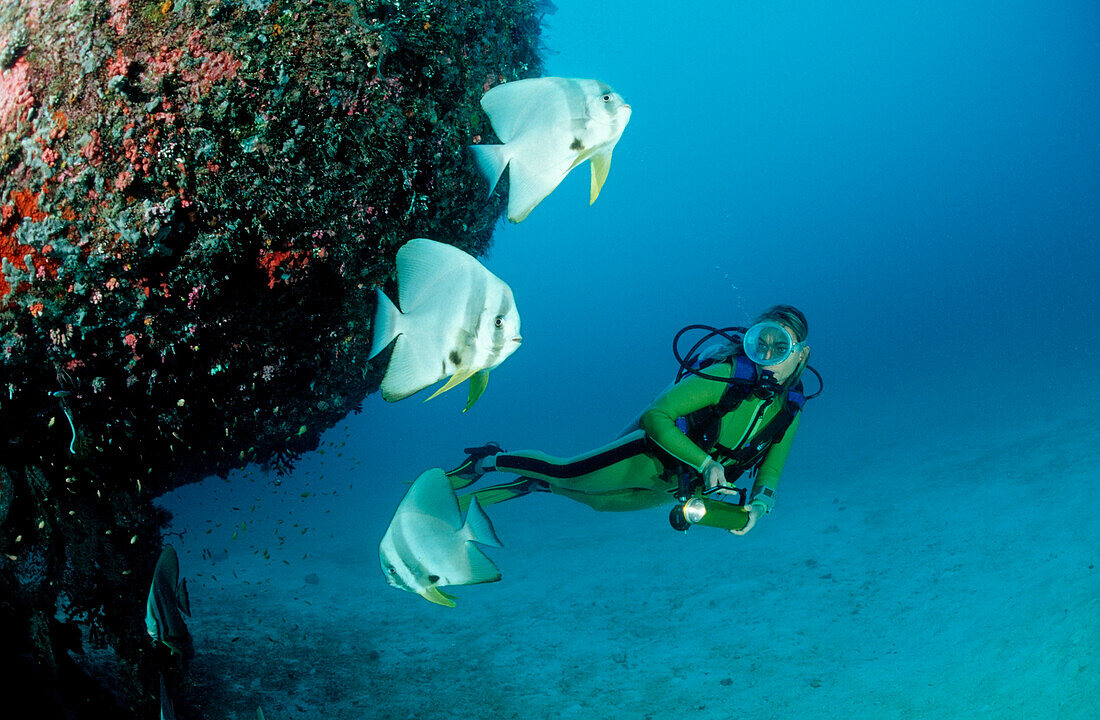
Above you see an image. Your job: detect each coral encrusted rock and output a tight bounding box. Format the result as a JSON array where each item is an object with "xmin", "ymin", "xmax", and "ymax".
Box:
[{"xmin": 0, "ymin": 0, "xmax": 541, "ymax": 715}]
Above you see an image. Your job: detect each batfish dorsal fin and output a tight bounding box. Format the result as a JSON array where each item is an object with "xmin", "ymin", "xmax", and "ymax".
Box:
[
  {"xmin": 405, "ymin": 468, "xmax": 462, "ymax": 530},
  {"xmin": 480, "ymin": 78, "xmax": 561, "ymax": 143},
  {"xmin": 395, "ymin": 239, "xmax": 477, "ymax": 312}
]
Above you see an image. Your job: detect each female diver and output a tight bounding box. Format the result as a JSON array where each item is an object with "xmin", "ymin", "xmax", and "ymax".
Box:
[{"xmin": 446, "ymin": 305, "xmax": 816, "ymax": 534}]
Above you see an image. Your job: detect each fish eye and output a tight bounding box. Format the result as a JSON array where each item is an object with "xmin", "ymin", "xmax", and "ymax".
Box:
[
  {"xmin": 494, "ymin": 316, "xmax": 504, "ymax": 327},
  {"xmin": 387, "ymin": 566, "xmax": 396, "ymax": 574},
  {"xmin": 601, "ymin": 93, "xmax": 613, "ymax": 102}
]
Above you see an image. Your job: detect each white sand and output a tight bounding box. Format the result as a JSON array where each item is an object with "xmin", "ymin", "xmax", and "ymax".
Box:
[{"xmin": 161, "ymin": 386, "xmax": 1099, "ymax": 720}]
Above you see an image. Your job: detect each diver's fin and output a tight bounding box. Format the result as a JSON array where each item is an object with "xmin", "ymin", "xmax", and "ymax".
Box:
[
  {"xmin": 463, "ymin": 370, "xmax": 490, "ymax": 412},
  {"xmin": 369, "ymin": 287, "xmax": 402, "ymax": 360},
  {"xmin": 425, "ymin": 367, "xmax": 477, "ymax": 402},
  {"xmin": 446, "ymin": 441, "xmax": 504, "ymax": 489},
  {"xmin": 458, "ymin": 477, "xmax": 545, "ymax": 510},
  {"xmin": 469, "ymin": 144, "xmax": 509, "ymax": 196},
  {"xmin": 590, "ymin": 150, "xmax": 612, "ymax": 204}
]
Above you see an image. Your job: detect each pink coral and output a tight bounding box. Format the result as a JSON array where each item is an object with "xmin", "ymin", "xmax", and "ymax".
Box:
[
  {"xmin": 108, "ymin": 0, "xmax": 131, "ymax": 36},
  {"xmin": 81, "ymin": 130, "xmax": 104, "ymax": 166},
  {"xmin": 0, "ymin": 57, "xmax": 36, "ymax": 133},
  {"xmin": 144, "ymin": 31, "xmax": 242, "ymax": 101},
  {"xmin": 183, "ymin": 51, "xmax": 242, "ymax": 100},
  {"xmin": 106, "ymin": 48, "xmax": 133, "ymax": 78},
  {"xmin": 114, "ymin": 170, "xmax": 133, "ymax": 191}
]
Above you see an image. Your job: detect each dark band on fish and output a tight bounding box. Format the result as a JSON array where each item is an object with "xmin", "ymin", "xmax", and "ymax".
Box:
[
  {"xmin": 455, "ymin": 278, "xmax": 489, "ymax": 367},
  {"xmin": 486, "ymin": 292, "xmax": 514, "ymax": 364}
]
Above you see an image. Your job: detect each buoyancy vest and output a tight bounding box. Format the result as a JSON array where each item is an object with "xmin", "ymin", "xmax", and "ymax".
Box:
[{"xmin": 675, "ymin": 353, "xmax": 805, "ymax": 484}]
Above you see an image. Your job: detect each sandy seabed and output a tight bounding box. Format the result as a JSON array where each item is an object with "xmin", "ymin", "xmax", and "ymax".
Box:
[{"xmin": 159, "ymin": 394, "xmax": 1099, "ymax": 720}]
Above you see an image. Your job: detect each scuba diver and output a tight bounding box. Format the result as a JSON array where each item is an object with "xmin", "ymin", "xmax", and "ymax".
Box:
[{"xmin": 446, "ymin": 305, "xmax": 819, "ymax": 534}]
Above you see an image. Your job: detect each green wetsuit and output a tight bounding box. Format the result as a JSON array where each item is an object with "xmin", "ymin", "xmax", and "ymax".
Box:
[{"xmin": 456, "ymin": 361, "xmax": 801, "ymax": 532}]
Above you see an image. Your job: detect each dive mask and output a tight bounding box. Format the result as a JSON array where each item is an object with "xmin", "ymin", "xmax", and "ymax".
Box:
[{"xmin": 742, "ymin": 321, "xmax": 805, "ymax": 367}]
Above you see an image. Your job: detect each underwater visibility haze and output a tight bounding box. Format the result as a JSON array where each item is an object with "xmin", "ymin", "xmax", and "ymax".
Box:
[{"xmin": 2, "ymin": 0, "xmax": 1098, "ymax": 717}]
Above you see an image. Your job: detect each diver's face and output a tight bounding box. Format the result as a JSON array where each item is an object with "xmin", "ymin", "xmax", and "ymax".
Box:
[{"xmin": 761, "ymin": 324, "xmax": 809, "ymax": 384}]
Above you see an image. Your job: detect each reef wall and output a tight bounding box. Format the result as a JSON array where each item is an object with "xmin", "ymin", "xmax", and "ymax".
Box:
[{"xmin": 0, "ymin": 0, "xmax": 541, "ymax": 715}]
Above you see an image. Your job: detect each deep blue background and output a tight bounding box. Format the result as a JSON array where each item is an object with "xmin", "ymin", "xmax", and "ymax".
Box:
[{"xmin": 357, "ymin": 0, "xmax": 1100, "ymax": 475}]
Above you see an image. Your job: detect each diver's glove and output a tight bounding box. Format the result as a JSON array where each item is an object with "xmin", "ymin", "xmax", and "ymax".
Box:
[
  {"xmin": 730, "ymin": 500, "xmax": 768, "ymax": 535},
  {"xmin": 700, "ymin": 457, "xmax": 729, "ymax": 493}
]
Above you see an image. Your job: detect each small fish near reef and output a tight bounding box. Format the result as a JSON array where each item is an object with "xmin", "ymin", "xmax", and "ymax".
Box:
[
  {"xmin": 146, "ymin": 545, "xmax": 191, "ymax": 654},
  {"xmin": 470, "ymin": 76, "xmax": 632, "ymax": 222},
  {"xmin": 368, "ymin": 238, "xmax": 522, "ymax": 411},
  {"xmin": 379, "ymin": 467, "xmax": 503, "ymax": 607}
]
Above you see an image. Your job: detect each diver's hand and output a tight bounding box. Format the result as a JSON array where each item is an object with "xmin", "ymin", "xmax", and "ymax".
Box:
[
  {"xmin": 730, "ymin": 502, "xmax": 764, "ymax": 535},
  {"xmin": 700, "ymin": 458, "xmax": 728, "ymax": 492}
]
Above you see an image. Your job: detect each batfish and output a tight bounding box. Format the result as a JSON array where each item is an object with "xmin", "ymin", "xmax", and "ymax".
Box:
[
  {"xmin": 470, "ymin": 76, "xmax": 632, "ymax": 222},
  {"xmin": 145, "ymin": 545, "xmax": 191, "ymax": 653},
  {"xmin": 379, "ymin": 467, "xmax": 503, "ymax": 607},
  {"xmin": 369, "ymin": 238, "xmax": 521, "ymax": 411}
]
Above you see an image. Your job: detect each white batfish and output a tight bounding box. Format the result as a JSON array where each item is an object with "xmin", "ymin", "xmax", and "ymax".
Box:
[
  {"xmin": 379, "ymin": 467, "xmax": 503, "ymax": 607},
  {"xmin": 145, "ymin": 545, "xmax": 190, "ymax": 654},
  {"xmin": 470, "ymin": 76, "xmax": 632, "ymax": 223},
  {"xmin": 369, "ymin": 238, "xmax": 522, "ymax": 411}
]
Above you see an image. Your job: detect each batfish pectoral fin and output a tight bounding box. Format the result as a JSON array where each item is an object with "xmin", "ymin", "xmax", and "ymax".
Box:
[
  {"xmin": 462, "ymin": 370, "xmax": 491, "ymax": 412},
  {"xmin": 421, "ymin": 586, "xmax": 458, "ymax": 607},
  {"xmin": 425, "ymin": 367, "xmax": 477, "ymax": 402},
  {"xmin": 589, "ymin": 150, "xmax": 613, "ymax": 204}
]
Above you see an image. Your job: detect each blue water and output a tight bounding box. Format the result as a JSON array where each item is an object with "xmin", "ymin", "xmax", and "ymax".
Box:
[{"xmin": 163, "ymin": 1, "xmax": 1100, "ymax": 717}]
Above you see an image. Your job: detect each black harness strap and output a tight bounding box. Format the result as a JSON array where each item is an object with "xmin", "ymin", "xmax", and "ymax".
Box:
[
  {"xmin": 686, "ymin": 378, "xmax": 755, "ymax": 456},
  {"xmin": 711, "ymin": 399, "xmax": 799, "ymax": 481},
  {"xmin": 679, "ymin": 359, "xmax": 804, "ymax": 491}
]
